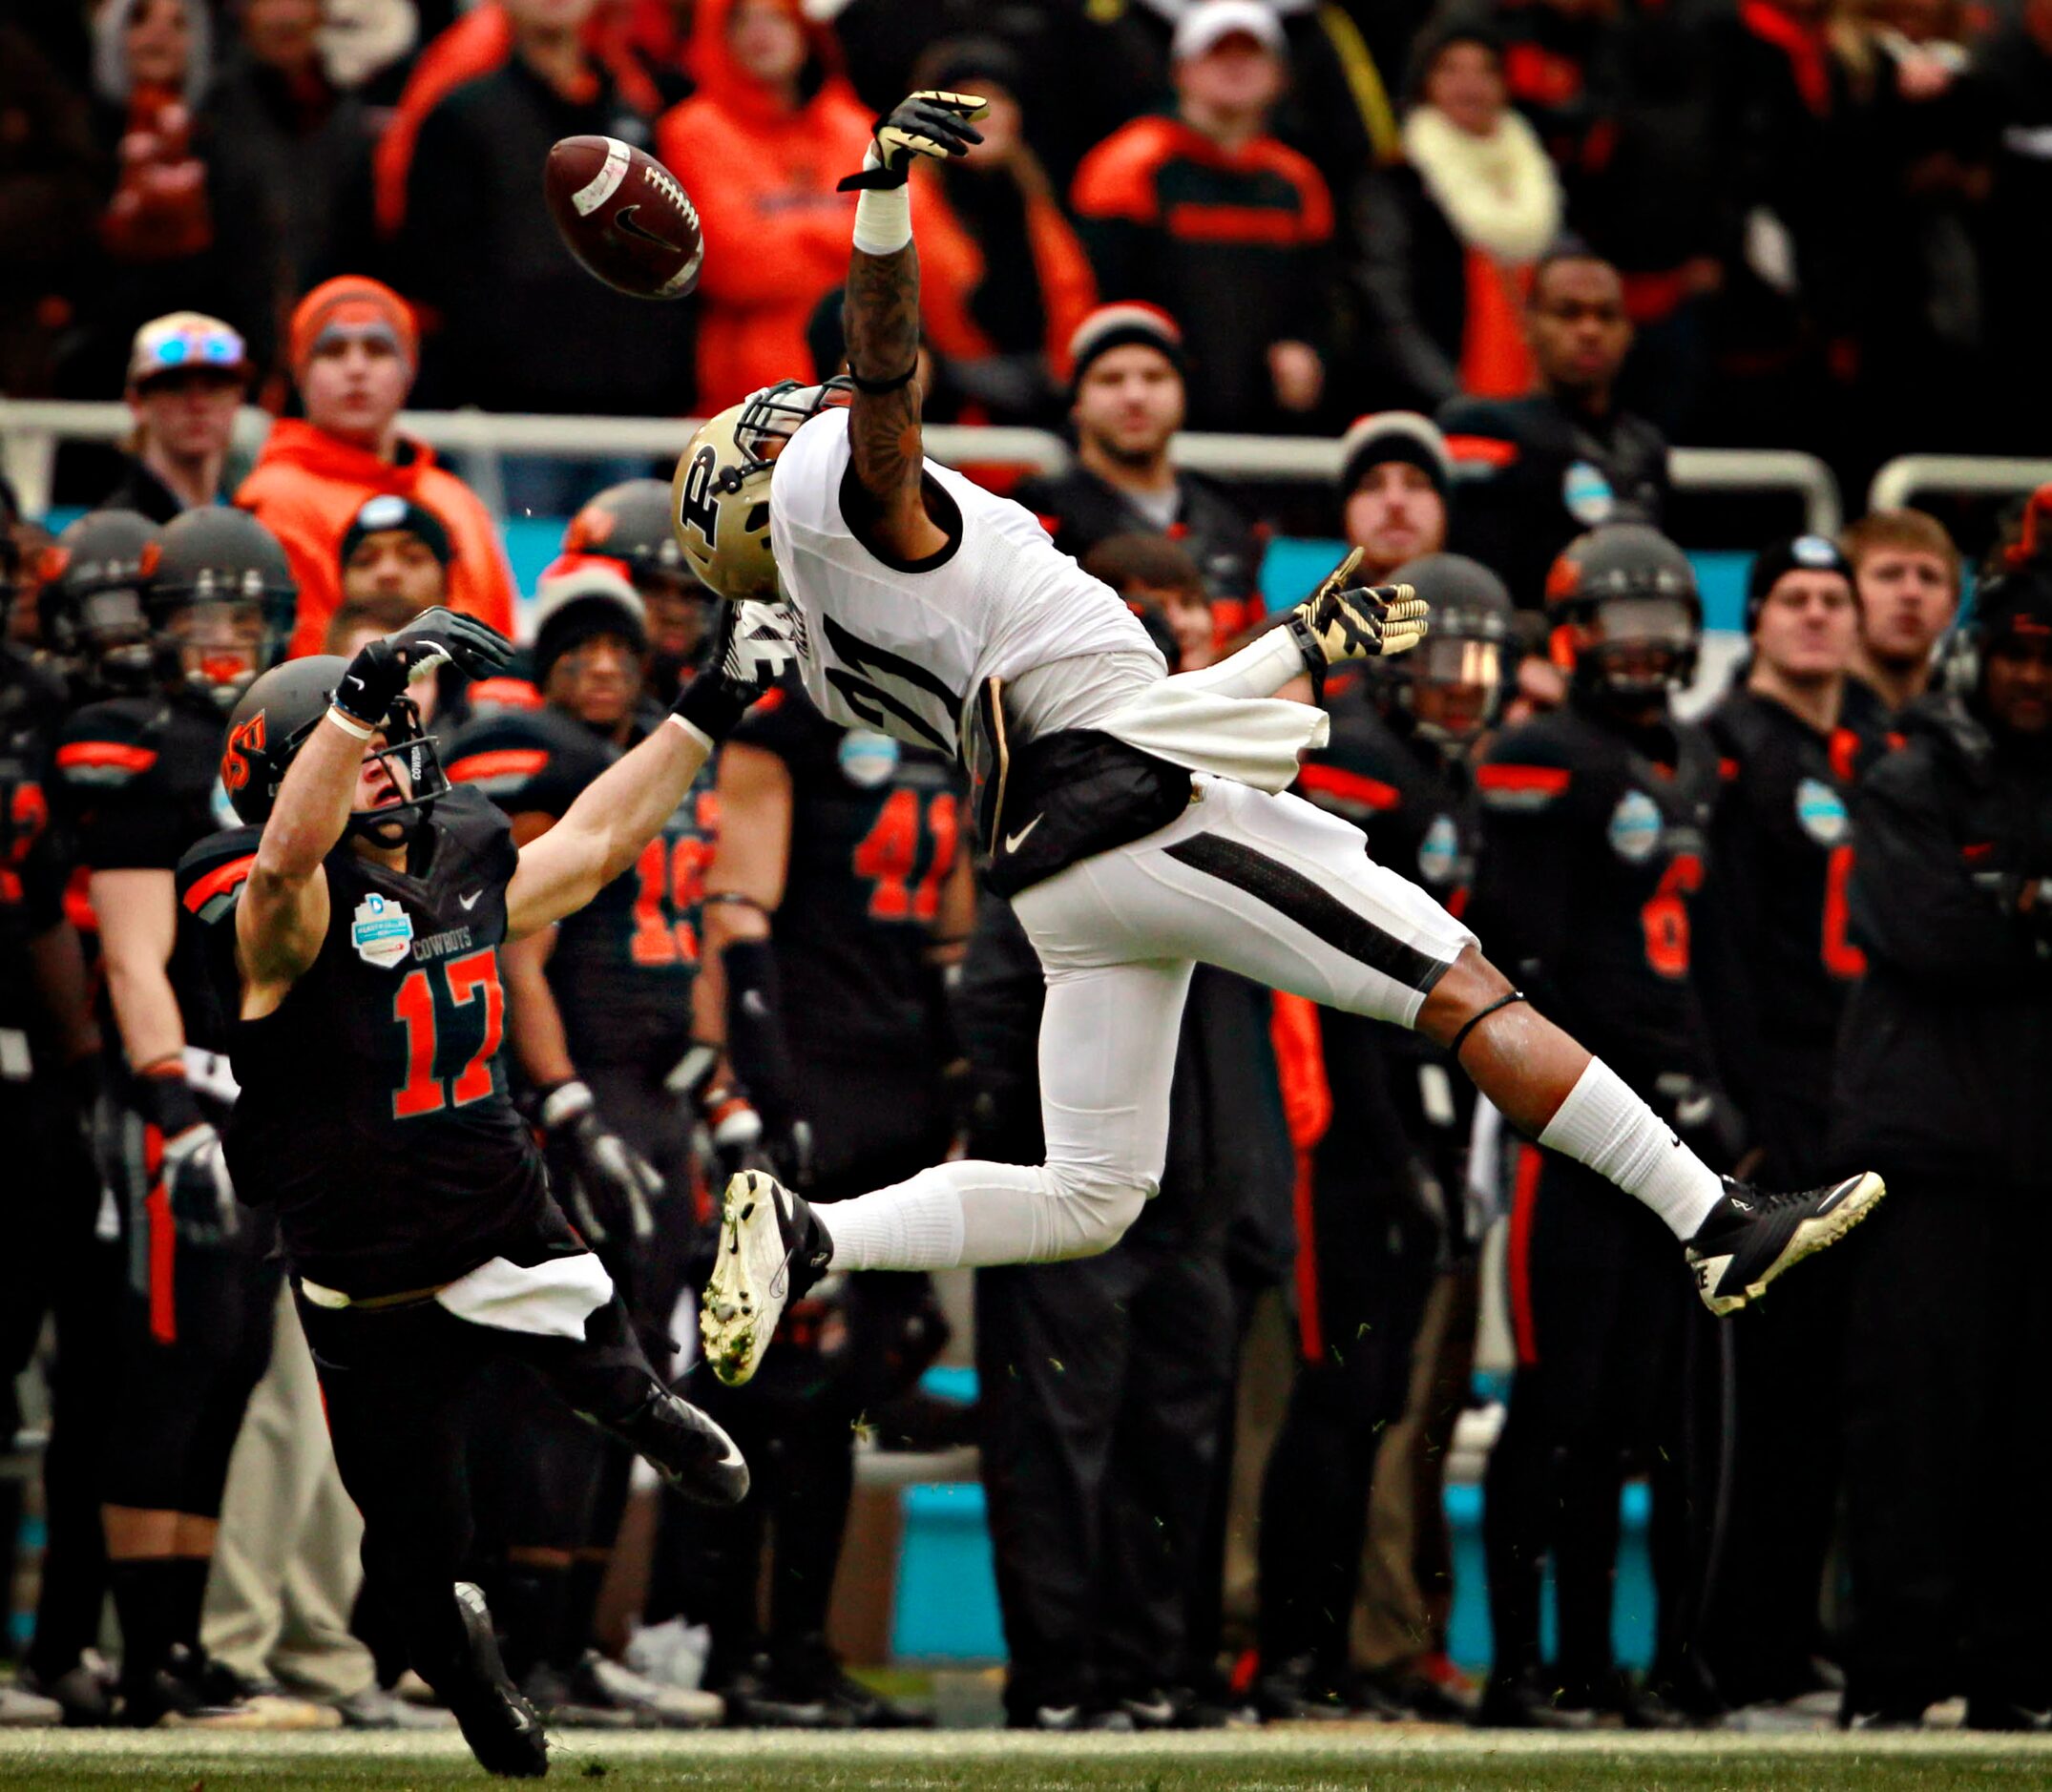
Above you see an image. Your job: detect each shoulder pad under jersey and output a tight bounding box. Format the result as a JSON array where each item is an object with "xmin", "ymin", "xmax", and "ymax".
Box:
[
  {"xmin": 445, "ymin": 706, "xmax": 606, "ymax": 819},
  {"xmin": 177, "ymin": 823, "xmax": 265, "ymax": 926}
]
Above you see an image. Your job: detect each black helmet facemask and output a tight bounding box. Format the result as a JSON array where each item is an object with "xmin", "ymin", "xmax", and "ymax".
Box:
[{"xmin": 343, "ymin": 696, "xmax": 452, "ymax": 844}]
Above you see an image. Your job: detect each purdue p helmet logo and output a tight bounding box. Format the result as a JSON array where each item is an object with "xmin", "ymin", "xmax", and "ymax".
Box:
[
  {"xmin": 669, "ymin": 403, "xmax": 779, "ymax": 602},
  {"xmin": 676, "ymin": 445, "xmax": 721, "ymax": 552}
]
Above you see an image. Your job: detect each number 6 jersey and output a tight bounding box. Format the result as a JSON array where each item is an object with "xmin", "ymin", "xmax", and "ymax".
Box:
[{"xmin": 177, "ymin": 784, "xmax": 549, "ymax": 1299}]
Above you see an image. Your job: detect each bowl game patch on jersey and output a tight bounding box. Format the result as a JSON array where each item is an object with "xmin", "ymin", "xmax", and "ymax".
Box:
[{"xmin": 351, "ymin": 892, "xmax": 414, "ymax": 969}]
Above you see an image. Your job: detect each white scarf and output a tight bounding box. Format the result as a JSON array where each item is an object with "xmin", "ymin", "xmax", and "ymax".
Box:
[{"xmin": 1401, "ymin": 105, "xmax": 1562, "ymax": 266}]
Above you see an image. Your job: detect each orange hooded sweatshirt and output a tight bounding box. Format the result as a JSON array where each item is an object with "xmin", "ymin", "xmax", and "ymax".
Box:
[
  {"xmin": 655, "ymin": 0, "xmax": 878, "ymax": 408},
  {"xmin": 237, "ymin": 420, "xmax": 516, "ymax": 660}
]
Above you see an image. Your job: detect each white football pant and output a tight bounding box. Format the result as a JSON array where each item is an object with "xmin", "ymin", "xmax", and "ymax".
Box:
[{"xmin": 814, "ymin": 776, "xmax": 1476, "ymax": 1272}]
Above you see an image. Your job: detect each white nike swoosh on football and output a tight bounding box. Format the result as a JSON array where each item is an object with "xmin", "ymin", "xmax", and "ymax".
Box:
[
  {"xmin": 1004, "ymin": 815, "xmax": 1042, "ymax": 853},
  {"xmin": 459, "ymin": 890, "xmax": 482, "ymax": 910},
  {"xmin": 1815, "ymin": 1181, "xmax": 1848, "ymax": 1213}
]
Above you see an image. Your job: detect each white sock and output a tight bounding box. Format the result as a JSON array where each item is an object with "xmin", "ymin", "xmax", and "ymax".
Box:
[
  {"xmin": 1537, "ymin": 1057, "xmax": 1725, "ymax": 1240},
  {"xmin": 816, "ymin": 1159, "xmax": 1143, "ymax": 1270}
]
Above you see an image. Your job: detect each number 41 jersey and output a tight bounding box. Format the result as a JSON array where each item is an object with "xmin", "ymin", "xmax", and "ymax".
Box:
[{"xmin": 176, "ymin": 785, "xmax": 548, "ymax": 1299}]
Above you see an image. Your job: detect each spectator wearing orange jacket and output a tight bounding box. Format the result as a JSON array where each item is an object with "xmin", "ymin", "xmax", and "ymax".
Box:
[
  {"xmin": 237, "ymin": 277, "xmax": 515, "ymax": 660},
  {"xmin": 655, "ymin": 0, "xmax": 877, "ymax": 410}
]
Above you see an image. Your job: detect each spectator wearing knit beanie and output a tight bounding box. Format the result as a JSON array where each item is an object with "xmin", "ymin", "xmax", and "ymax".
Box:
[
  {"xmin": 1015, "ymin": 302, "xmax": 1269, "ymax": 643},
  {"xmin": 1336, "ymin": 412, "xmax": 1453, "ymax": 584},
  {"xmin": 237, "ymin": 276, "xmax": 514, "ymax": 658}
]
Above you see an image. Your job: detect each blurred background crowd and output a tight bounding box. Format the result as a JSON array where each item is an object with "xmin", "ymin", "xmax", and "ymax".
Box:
[
  {"xmin": 2, "ymin": 0, "xmax": 2051, "ymax": 487},
  {"xmin": 1, "ymin": 0, "xmax": 2050, "ymax": 1749}
]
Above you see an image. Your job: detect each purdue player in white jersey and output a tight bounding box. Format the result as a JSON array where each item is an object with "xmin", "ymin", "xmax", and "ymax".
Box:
[{"xmin": 677, "ymin": 93, "xmax": 1883, "ymax": 1387}]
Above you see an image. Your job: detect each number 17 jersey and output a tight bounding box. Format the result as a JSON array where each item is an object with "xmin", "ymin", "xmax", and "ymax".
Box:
[{"xmin": 177, "ymin": 785, "xmax": 549, "ymax": 1299}]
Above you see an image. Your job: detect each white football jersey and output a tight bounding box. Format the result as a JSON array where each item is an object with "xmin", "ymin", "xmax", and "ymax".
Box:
[{"xmin": 768, "ymin": 407, "xmax": 1162, "ymax": 757}]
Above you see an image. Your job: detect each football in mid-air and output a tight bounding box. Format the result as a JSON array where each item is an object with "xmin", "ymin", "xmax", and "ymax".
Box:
[{"xmin": 544, "ymin": 135, "xmax": 703, "ymax": 301}]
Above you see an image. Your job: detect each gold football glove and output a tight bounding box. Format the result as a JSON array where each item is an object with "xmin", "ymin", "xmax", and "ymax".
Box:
[
  {"xmin": 838, "ymin": 92, "xmax": 990, "ymax": 191},
  {"xmin": 1287, "ymin": 549, "xmax": 1430, "ymax": 668}
]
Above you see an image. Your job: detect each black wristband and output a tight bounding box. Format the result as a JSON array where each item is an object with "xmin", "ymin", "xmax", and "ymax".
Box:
[
  {"xmin": 848, "ymin": 361, "xmax": 917, "ymax": 394},
  {"xmin": 672, "ymin": 673, "xmax": 749, "ymax": 743}
]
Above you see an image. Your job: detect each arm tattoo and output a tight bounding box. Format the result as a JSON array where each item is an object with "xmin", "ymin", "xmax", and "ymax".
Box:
[{"xmin": 846, "ymin": 242, "xmax": 923, "ymax": 504}]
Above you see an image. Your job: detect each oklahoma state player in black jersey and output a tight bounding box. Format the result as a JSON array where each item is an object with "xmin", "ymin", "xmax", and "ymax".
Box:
[
  {"xmin": 175, "ymin": 600, "xmax": 787, "ymax": 1776},
  {"xmin": 678, "ymin": 675, "xmax": 966, "ymax": 1726},
  {"xmin": 52, "ymin": 509, "xmax": 311, "ymax": 1730},
  {"xmin": 1696, "ymin": 536, "xmax": 1877, "ymax": 1712},
  {"xmin": 1257, "ymin": 554, "xmax": 1515, "ymax": 1718},
  {"xmin": 1469, "ymin": 527, "xmax": 1733, "ymax": 1731},
  {"xmin": 0, "ymin": 511, "xmax": 109, "ymax": 1725},
  {"xmin": 445, "ymin": 569, "xmax": 727, "ymax": 1725}
]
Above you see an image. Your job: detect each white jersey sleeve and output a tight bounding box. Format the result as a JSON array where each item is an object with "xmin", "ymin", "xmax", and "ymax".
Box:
[{"xmin": 767, "ymin": 408, "xmax": 1164, "ymax": 757}]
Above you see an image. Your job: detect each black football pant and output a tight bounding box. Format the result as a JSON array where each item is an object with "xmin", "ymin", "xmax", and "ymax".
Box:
[
  {"xmin": 1483, "ymin": 1150, "xmax": 1698, "ymax": 1693},
  {"xmin": 974, "ymin": 1224, "xmax": 1236, "ymax": 1718},
  {"xmin": 1257, "ymin": 1156, "xmax": 1439, "ymax": 1679},
  {"xmin": 298, "ymin": 1285, "xmax": 669, "ymax": 1699},
  {"xmin": 1696, "ymin": 1070, "xmax": 1852, "ymax": 1704},
  {"xmin": 2, "ymin": 1080, "xmax": 123, "ymax": 1682},
  {"xmin": 1840, "ymin": 1177, "xmax": 2052, "ymax": 1717},
  {"xmin": 652, "ymin": 1112, "xmax": 951, "ymax": 1687},
  {"xmin": 468, "ymin": 1061, "xmax": 701, "ymax": 1672}
]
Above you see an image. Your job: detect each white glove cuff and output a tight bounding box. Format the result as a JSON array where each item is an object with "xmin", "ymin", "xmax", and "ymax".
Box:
[
  {"xmin": 852, "ymin": 156, "xmax": 912, "ymax": 256},
  {"xmin": 540, "ymin": 1080, "xmax": 595, "ymax": 1129}
]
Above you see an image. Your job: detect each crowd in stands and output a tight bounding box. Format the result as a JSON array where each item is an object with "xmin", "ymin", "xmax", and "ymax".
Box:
[
  {"xmin": 3, "ymin": 0, "xmax": 2051, "ymax": 1745},
  {"xmin": 4, "ymin": 0, "xmax": 2051, "ymax": 487}
]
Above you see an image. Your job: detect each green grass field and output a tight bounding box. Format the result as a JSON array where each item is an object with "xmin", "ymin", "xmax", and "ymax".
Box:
[{"xmin": 2, "ymin": 1729, "xmax": 2049, "ymax": 1792}]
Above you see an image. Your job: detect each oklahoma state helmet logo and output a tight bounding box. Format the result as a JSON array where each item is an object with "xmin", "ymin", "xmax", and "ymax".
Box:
[{"xmin": 221, "ymin": 709, "xmax": 266, "ymax": 793}]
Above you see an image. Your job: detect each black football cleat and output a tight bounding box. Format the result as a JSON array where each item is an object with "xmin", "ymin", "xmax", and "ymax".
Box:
[
  {"xmin": 1685, "ymin": 1171, "xmax": 1885, "ymax": 1316},
  {"xmin": 1474, "ymin": 1668, "xmax": 1599, "ymax": 1731},
  {"xmin": 445, "ymin": 1582, "xmax": 548, "ymax": 1778},
  {"xmin": 602, "ymin": 1386, "xmax": 749, "ymax": 1508},
  {"xmin": 701, "ymin": 1170, "xmax": 833, "ymax": 1386}
]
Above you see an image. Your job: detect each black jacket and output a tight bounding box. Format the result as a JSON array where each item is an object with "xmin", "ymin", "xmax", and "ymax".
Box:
[
  {"xmin": 1700, "ymin": 688, "xmax": 1874, "ymax": 1183},
  {"xmin": 1829, "ymin": 696, "xmax": 2052, "ymax": 1187},
  {"xmin": 1014, "ymin": 462, "xmax": 1267, "ymax": 636},
  {"xmin": 1349, "ymin": 163, "xmax": 1468, "ymax": 412},
  {"xmin": 399, "ymin": 56, "xmax": 695, "ymax": 415},
  {"xmin": 1470, "ymin": 695, "xmax": 1730, "ymax": 1140},
  {"xmin": 1436, "ymin": 390, "xmax": 1670, "ymax": 608}
]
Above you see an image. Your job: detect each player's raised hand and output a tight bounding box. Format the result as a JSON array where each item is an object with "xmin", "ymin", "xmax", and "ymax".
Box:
[
  {"xmin": 838, "ymin": 92, "xmax": 989, "ymax": 192},
  {"xmin": 1287, "ymin": 549, "xmax": 1431, "ymax": 668},
  {"xmin": 336, "ymin": 607, "xmax": 513, "ymax": 728}
]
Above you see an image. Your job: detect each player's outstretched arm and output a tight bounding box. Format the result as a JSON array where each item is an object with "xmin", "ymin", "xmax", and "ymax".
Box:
[
  {"xmin": 836, "ymin": 92, "xmax": 987, "ymax": 558},
  {"xmin": 507, "ymin": 603, "xmax": 792, "ymax": 939}
]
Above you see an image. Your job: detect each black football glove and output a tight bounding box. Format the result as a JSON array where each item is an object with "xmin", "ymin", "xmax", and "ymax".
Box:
[
  {"xmin": 136, "ymin": 1070, "xmax": 239, "ymax": 1245},
  {"xmin": 1285, "ymin": 550, "xmax": 1430, "ymax": 671},
  {"xmin": 335, "ymin": 606, "xmax": 513, "ymax": 730},
  {"xmin": 541, "ymin": 1080, "xmax": 662, "ymax": 1246},
  {"xmin": 671, "ymin": 600, "xmax": 795, "ymax": 742},
  {"xmin": 837, "ymin": 91, "xmax": 989, "ymax": 192}
]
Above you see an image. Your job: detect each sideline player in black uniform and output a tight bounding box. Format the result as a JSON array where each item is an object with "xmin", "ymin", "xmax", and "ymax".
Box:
[
  {"xmin": 677, "ymin": 674, "xmax": 967, "ymax": 1725},
  {"xmin": 445, "ymin": 567, "xmax": 723, "ymax": 1724},
  {"xmin": 1256, "ymin": 554, "xmax": 1515, "ymax": 1717},
  {"xmin": 53, "ymin": 508, "xmax": 309, "ymax": 1729},
  {"xmin": 178, "ymin": 600, "xmax": 781, "ymax": 1776},
  {"xmin": 1470, "ymin": 525, "xmax": 1733, "ymax": 1728},
  {"xmin": 553, "ymin": 481, "xmax": 717, "ymax": 703},
  {"xmin": 1, "ymin": 502, "xmax": 110, "ymax": 1726},
  {"xmin": 1696, "ymin": 536, "xmax": 1874, "ymax": 1709}
]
